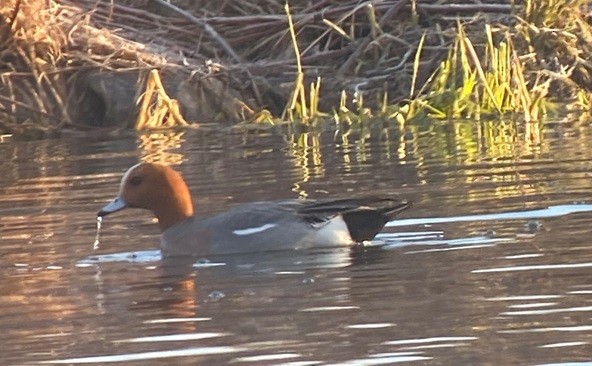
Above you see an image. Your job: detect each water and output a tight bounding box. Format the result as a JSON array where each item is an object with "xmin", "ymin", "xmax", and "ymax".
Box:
[
  {"xmin": 2, "ymin": 120, "xmax": 592, "ymax": 365},
  {"xmin": 93, "ymin": 216, "xmax": 102, "ymax": 250}
]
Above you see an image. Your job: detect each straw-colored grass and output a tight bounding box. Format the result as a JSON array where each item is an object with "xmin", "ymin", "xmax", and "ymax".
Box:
[
  {"xmin": 417, "ymin": 23, "xmax": 552, "ymax": 122},
  {"xmin": 136, "ymin": 70, "xmax": 191, "ymax": 129},
  {"xmin": 0, "ymin": 0, "xmax": 591, "ymax": 134}
]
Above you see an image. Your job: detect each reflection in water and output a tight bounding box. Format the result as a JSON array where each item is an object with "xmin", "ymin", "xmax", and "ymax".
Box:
[
  {"xmin": 2, "ymin": 119, "xmax": 592, "ymax": 365},
  {"xmin": 40, "ymin": 346, "xmax": 241, "ymax": 364},
  {"xmin": 138, "ymin": 131, "xmax": 185, "ymax": 165},
  {"xmin": 388, "ymin": 204, "xmax": 592, "ymax": 227},
  {"xmin": 92, "ymin": 216, "xmax": 102, "ymax": 250},
  {"xmin": 473, "ymin": 262, "xmax": 592, "ymax": 274},
  {"xmin": 287, "ymin": 131, "xmax": 324, "ymax": 197}
]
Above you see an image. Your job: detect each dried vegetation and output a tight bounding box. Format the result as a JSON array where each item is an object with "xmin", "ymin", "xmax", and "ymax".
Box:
[{"xmin": 0, "ymin": 0, "xmax": 591, "ymax": 134}]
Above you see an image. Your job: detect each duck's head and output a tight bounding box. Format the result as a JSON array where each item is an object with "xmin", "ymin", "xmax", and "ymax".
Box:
[{"xmin": 98, "ymin": 162, "xmax": 194, "ymax": 231}]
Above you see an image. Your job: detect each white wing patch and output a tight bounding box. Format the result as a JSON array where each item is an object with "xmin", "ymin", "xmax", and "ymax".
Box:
[{"xmin": 233, "ymin": 223, "xmax": 277, "ymax": 236}]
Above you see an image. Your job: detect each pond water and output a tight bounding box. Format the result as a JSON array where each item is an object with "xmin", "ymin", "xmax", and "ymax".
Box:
[{"xmin": 1, "ymin": 119, "xmax": 592, "ymax": 365}]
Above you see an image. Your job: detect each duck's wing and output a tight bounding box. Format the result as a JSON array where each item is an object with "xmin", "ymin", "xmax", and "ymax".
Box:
[{"xmin": 289, "ymin": 197, "xmax": 412, "ymax": 242}]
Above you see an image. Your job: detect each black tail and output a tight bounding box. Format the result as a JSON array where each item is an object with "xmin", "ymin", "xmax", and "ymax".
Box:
[
  {"xmin": 341, "ymin": 199, "xmax": 411, "ymax": 242},
  {"xmin": 297, "ymin": 197, "xmax": 411, "ymax": 242}
]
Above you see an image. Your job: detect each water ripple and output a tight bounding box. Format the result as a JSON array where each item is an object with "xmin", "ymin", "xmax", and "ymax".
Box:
[
  {"xmin": 388, "ymin": 204, "xmax": 592, "ymax": 227},
  {"xmin": 40, "ymin": 346, "xmax": 241, "ymax": 364}
]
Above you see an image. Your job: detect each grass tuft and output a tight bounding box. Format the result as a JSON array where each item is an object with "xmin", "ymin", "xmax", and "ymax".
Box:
[
  {"xmin": 282, "ymin": 3, "xmax": 328, "ymax": 124},
  {"xmin": 415, "ymin": 22, "xmax": 552, "ymax": 122},
  {"xmin": 135, "ymin": 70, "xmax": 191, "ymax": 129}
]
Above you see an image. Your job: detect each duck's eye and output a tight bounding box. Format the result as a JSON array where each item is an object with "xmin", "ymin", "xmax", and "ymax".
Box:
[{"xmin": 129, "ymin": 176, "xmax": 142, "ymax": 186}]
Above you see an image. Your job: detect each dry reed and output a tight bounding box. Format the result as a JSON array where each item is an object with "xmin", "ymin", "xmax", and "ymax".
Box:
[{"xmin": 0, "ymin": 0, "xmax": 591, "ymax": 133}]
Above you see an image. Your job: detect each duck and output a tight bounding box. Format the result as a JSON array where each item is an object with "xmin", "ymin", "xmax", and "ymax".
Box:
[{"xmin": 98, "ymin": 162, "xmax": 412, "ymax": 257}]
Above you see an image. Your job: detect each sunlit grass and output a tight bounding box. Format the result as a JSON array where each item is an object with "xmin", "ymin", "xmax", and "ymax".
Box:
[
  {"xmin": 418, "ymin": 23, "xmax": 551, "ymax": 122},
  {"xmin": 522, "ymin": 0, "xmax": 588, "ymax": 28},
  {"xmin": 282, "ymin": 3, "xmax": 328, "ymax": 124},
  {"xmin": 134, "ymin": 0, "xmax": 590, "ymax": 131},
  {"xmin": 136, "ymin": 70, "xmax": 190, "ymax": 130},
  {"xmin": 232, "ymin": 0, "xmax": 591, "ymax": 129}
]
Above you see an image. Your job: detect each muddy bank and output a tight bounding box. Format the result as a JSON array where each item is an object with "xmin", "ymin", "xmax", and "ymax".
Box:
[{"xmin": 0, "ymin": 0, "xmax": 590, "ymax": 133}]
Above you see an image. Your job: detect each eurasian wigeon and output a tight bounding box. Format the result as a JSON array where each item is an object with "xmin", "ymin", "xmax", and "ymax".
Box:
[{"xmin": 98, "ymin": 163, "xmax": 411, "ymax": 257}]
